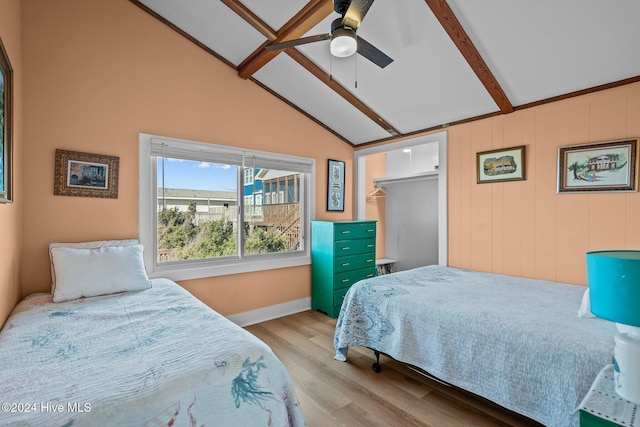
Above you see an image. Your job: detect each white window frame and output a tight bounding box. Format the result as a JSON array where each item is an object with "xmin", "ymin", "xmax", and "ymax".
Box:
[{"xmin": 139, "ymin": 133, "xmax": 315, "ymax": 281}]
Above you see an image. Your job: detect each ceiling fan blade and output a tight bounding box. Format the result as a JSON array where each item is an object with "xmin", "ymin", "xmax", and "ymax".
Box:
[
  {"xmin": 265, "ymin": 34, "xmax": 330, "ymax": 51},
  {"xmin": 342, "ymin": 0, "xmax": 374, "ymax": 29},
  {"xmin": 356, "ymin": 36, "xmax": 393, "ymax": 68}
]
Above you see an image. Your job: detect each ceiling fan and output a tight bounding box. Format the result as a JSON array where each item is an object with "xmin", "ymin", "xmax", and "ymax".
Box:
[{"xmin": 265, "ymin": 0, "xmax": 393, "ymax": 68}]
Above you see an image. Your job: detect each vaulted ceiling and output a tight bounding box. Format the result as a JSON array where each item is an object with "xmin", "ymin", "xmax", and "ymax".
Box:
[{"xmin": 131, "ymin": 0, "xmax": 640, "ymax": 147}]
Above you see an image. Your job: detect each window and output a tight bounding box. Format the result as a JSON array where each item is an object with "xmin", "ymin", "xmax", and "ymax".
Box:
[
  {"xmin": 244, "ymin": 167, "xmax": 254, "ymax": 185},
  {"xmin": 139, "ymin": 134, "xmax": 315, "ymax": 280}
]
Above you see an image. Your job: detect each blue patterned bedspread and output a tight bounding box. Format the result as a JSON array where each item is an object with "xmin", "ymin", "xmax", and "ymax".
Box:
[
  {"xmin": 0, "ymin": 279, "xmax": 305, "ymax": 427},
  {"xmin": 334, "ymin": 265, "xmax": 616, "ymax": 427}
]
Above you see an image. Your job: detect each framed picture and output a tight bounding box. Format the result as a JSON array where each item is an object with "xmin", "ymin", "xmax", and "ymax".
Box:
[
  {"xmin": 327, "ymin": 159, "xmax": 345, "ymax": 212},
  {"xmin": 0, "ymin": 37, "xmax": 13, "ymax": 203},
  {"xmin": 477, "ymin": 145, "xmax": 526, "ymax": 184},
  {"xmin": 558, "ymin": 138, "xmax": 638, "ymax": 193},
  {"xmin": 54, "ymin": 149, "xmax": 120, "ymax": 198}
]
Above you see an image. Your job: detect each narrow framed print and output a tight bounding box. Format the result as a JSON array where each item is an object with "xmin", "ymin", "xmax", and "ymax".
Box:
[
  {"xmin": 477, "ymin": 145, "xmax": 526, "ymax": 184},
  {"xmin": 558, "ymin": 138, "xmax": 638, "ymax": 193},
  {"xmin": 327, "ymin": 159, "xmax": 345, "ymax": 212},
  {"xmin": 54, "ymin": 149, "xmax": 119, "ymax": 198},
  {"xmin": 0, "ymin": 36, "xmax": 13, "ymax": 203}
]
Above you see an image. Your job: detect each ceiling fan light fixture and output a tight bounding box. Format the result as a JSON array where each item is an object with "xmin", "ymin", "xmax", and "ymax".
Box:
[{"xmin": 330, "ymin": 27, "xmax": 357, "ymax": 57}]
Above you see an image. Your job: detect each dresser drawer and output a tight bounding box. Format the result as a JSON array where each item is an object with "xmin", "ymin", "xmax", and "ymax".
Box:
[
  {"xmin": 334, "ymin": 223, "xmax": 376, "ymax": 240},
  {"xmin": 334, "ymin": 267, "xmax": 376, "ymax": 290},
  {"xmin": 334, "ymin": 253, "xmax": 376, "ymax": 273},
  {"xmin": 333, "ymin": 286, "xmax": 351, "ymax": 306},
  {"xmin": 334, "ymin": 238, "xmax": 375, "ymax": 256}
]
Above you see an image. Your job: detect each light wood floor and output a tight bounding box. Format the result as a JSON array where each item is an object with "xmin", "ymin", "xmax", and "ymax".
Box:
[{"xmin": 246, "ymin": 310, "xmax": 542, "ymax": 427}]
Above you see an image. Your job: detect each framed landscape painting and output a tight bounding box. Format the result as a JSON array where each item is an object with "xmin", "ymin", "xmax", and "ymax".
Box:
[
  {"xmin": 477, "ymin": 145, "xmax": 526, "ymax": 184},
  {"xmin": 557, "ymin": 139, "xmax": 638, "ymax": 193}
]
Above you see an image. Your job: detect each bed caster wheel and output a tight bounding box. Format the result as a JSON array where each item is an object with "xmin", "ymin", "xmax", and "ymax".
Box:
[{"xmin": 372, "ymin": 362, "xmax": 381, "ymax": 373}]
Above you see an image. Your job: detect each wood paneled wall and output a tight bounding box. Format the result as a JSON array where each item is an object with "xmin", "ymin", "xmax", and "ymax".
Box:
[{"xmin": 448, "ymin": 82, "xmax": 640, "ymax": 285}]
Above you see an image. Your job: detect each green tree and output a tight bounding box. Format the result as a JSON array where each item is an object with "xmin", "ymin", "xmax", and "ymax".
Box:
[
  {"xmin": 157, "ymin": 202, "xmax": 289, "ymax": 260},
  {"xmin": 186, "ymin": 216, "xmax": 237, "ymax": 258},
  {"xmin": 157, "ymin": 202, "xmax": 199, "ymax": 250},
  {"xmin": 245, "ymin": 227, "xmax": 286, "ymax": 254}
]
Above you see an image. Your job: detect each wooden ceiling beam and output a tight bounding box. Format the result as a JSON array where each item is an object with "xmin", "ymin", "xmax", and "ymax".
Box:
[
  {"xmin": 286, "ymin": 49, "xmax": 400, "ymax": 136},
  {"xmin": 228, "ymin": 0, "xmax": 400, "ymax": 135},
  {"xmin": 237, "ymin": 0, "xmax": 334, "ymax": 79},
  {"xmin": 220, "ymin": 0, "xmax": 277, "ymax": 41},
  {"xmin": 424, "ymin": 0, "xmax": 513, "ymax": 114}
]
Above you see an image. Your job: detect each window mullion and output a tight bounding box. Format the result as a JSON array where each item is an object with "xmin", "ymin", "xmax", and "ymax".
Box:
[
  {"xmin": 238, "ymin": 165, "xmax": 245, "ymax": 259},
  {"xmin": 151, "ymin": 156, "xmax": 160, "ymax": 271}
]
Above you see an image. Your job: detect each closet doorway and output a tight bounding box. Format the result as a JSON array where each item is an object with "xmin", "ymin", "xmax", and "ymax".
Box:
[{"xmin": 354, "ymin": 131, "xmax": 448, "ymax": 271}]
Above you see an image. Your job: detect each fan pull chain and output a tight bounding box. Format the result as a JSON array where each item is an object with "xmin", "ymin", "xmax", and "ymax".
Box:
[
  {"xmin": 355, "ymin": 52, "xmax": 358, "ymax": 89},
  {"xmin": 329, "ymin": 53, "xmax": 333, "ymax": 82}
]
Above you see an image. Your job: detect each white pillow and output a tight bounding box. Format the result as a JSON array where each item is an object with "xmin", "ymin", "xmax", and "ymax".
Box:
[
  {"xmin": 49, "ymin": 239, "xmax": 139, "ymax": 294},
  {"xmin": 50, "ymin": 244, "xmax": 151, "ymax": 303},
  {"xmin": 578, "ymin": 288, "xmax": 596, "ymax": 318}
]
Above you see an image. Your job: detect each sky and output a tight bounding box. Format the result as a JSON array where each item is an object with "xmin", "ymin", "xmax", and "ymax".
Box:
[{"xmin": 158, "ymin": 158, "xmax": 238, "ymax": 192}]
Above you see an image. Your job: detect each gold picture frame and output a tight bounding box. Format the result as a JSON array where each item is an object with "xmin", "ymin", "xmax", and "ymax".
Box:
[
  {"xmin": 54, "ymin": 149, "xmax": 119, "ymax": 198},
  {"xmin": 557, "ymin": 138, "xmax": 638, "ymax": 193}
]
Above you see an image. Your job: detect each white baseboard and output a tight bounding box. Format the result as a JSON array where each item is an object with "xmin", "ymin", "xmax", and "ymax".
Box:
[{"xmin": 226, "ymin": 297, "xmax": 311, "ymax": 327}]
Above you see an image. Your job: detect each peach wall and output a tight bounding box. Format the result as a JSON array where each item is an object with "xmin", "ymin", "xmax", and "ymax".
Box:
[
  {"xmin": 16, "ymin": 0, "xmax": 639, "ymax": 321},
  {"xmin": 448, "ymin": 82, "xmax": 640, "ymax": 285},
  {"xmin": 20, "ymin": 0, "xmax": 352, "ymax": 315},
  {"xmin": 0, "ymin": 0, "xmax": 23, "ymax": 327},
  {"xmin": 365, "ymin": 153, "xmax": 386, "ymax": 258}
]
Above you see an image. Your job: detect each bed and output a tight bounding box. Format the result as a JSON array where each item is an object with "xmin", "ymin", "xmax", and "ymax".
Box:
[
  {"xmin": 334, "ymin": 265, "xmax": 617, "ymax": 427},
  {"xmin": 0, "ymin": 241, "xmax": 305, "ymax": 427}
]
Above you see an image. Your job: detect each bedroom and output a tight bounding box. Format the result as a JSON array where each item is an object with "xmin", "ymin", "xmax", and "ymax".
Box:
[{"xmin": 1, "ymin": 0, "xmax": 639, "ymax": 426}]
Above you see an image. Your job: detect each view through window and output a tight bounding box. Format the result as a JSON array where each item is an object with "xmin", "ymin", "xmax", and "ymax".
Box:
[
  {"xmin": 140, "ymin": 135, "xmax": 314, "ymax": 279},
  {"xmin": 156, "ymin": 158, "xmax": 305, "ymax": 263}
]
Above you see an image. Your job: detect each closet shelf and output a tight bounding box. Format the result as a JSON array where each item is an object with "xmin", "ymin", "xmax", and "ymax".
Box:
[{"xmin": 373, "ymin": 171, "xmax": 438, "ymax": 186}]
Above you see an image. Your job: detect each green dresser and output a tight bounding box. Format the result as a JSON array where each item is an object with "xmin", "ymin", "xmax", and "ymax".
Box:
[{"xmin": 311, "ymin": 220, "xmax": 377, "ymax": 318}]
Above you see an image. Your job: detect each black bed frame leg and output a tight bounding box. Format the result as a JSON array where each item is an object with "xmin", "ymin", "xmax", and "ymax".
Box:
[{"xmin": 372, "ymin": 350, "xmax": 381, "ymax": 373}]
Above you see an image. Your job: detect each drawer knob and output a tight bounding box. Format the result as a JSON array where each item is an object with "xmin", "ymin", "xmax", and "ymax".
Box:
[
  {"xmin": 366, "ymin": 244, "xmax": 373, "ymax": 248},
  {"xmin": 366, "ymin": 259, "xmax": 373, "ymax": 263},
  {"xmin": 341, "ymin": 262, "xmax": 350, "ymax": 267},
  {"xmin": 341, "ymin": 230, "xmax": 351, "ymax": 234},
  {"xmin": 342, "ymin": 279, "xmax": 350, "ymax": 283},
  {"xmin": 367, "ymin": 274, "xmax": 374, "ymax": 278},
  {"xmin": 342, "ymin": 247, "xmax": 350, "ymax": 250}
]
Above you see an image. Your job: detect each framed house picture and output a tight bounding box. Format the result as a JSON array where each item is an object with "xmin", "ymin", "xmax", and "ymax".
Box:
[
  {"xmin": 477, "ymin": 145, "xmax": 526, "ymax": 184},
  {"xmin": 54, "ymin": 149, "xmax": 120, "ymax": 198},
  {"xmin": 557, "ymin": 138, "xmax": 638, "ymax": 193},
  {"xmin": 327, "ymin": 159, "xmax": 345, "ymax": 212},
  {"xmin": 0, "ymin": 37, "xmax": 13, "ymax": 203}
]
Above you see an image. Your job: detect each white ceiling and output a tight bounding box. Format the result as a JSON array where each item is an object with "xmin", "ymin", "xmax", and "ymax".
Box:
[{"xmin": 134, "ymin": 0, "xmax": 640, "ymax": 146}]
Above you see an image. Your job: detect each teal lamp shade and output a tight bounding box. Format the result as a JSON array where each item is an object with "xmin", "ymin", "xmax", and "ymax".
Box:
[{"xmin": 586, "ymin": 250, "xmax": 640, "ymax": 327}]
